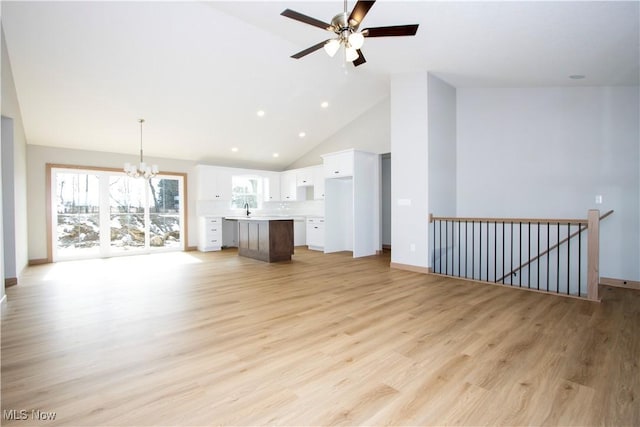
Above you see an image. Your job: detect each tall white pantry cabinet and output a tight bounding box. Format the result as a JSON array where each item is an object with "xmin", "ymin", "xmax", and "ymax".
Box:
[{"xmin": 322, "ymin": 149, "xmax": 380, "ymax": 258}]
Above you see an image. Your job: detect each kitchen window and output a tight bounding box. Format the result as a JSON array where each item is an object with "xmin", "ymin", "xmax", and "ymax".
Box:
[{"xmin": 231, "ymin": 175, "xmax": 262, "ymax": 210}]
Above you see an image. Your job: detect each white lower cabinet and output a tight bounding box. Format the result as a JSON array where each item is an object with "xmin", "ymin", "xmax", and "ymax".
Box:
[
  {"xmin": 198, "ymin": 217, "xmax": 223, "ymax": 251},
  {"xmin": 294, "ymin": 219, "xmax": 306, "ymax": 246},
  {"xmin": 306, "ymin": 217, "xmax": 325, "ymax": 251}
]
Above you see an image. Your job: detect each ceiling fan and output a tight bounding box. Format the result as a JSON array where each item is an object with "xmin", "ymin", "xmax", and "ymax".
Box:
[{"xmin": 281, "ymin": 0, "xmax": 419, "ymax": 67}]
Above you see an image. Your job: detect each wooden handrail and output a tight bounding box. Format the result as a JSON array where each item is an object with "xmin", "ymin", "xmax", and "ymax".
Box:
[
  {"xmin": 430, "ymin": 214, "xmax": 588, "ymax": 225},
  {"xmin": 495, "ymin": 210, "xmax": 613, "ymax": 283}
]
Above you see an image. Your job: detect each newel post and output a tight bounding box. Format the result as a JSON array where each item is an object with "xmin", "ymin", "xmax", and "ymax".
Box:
[{"xmin": 587, "ymin": 209, "xmax": 600, "ymax": 301}]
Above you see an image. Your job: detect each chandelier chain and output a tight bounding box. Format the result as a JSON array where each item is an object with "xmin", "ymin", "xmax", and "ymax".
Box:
[
  {"xmin": 124, "ymin": 118, "xmax": 158, "ymax": 179},
  {"xmin": 139, "ymin": 118, "xmax": 144, "ymax": 164}
]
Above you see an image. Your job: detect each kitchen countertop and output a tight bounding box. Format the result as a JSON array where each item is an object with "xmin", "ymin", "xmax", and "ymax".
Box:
[{"xmin": 224, "ymin": 216, "xmax": 302, "ymax": 221}]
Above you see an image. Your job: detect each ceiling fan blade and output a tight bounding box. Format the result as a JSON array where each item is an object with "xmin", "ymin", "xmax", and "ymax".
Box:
[
  {"xmin": 291, "ymin": 40, "xmax": 330, "ymax": 59},
  {"xmin": 352, "ymin": 50, "xmax": 366, "ymax": 67},
  {"xmin": 281, "ymin": 9, "xmax": 331, "ymax": 30},
  {"xmin": 363, "ymin": 24, "xmax": 419, "ymax": 37},
  {"xmin": 348, "ymin": 0, "xmax": 376, "ymax": 27}
]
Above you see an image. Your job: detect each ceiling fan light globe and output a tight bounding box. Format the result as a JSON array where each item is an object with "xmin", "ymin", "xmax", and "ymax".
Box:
[
  {"xmin": 324, "ymin": 39, "xmax": 340, "ymax": 57},
  {"xmin": 348, "ymin": 32, "xmax": 365, "ymax": 50},
  {"xmin": 345, "ymin": 46, "xmax": 359, "ymax": 62}
]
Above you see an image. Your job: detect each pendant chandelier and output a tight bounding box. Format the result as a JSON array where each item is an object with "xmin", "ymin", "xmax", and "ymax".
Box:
[{"xmin": 124, "ymin": 118, "xmax": 159, "ymax": 179}]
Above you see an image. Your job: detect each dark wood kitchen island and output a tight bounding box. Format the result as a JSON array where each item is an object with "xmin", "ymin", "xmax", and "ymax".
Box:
[{"xmin": 236, "ymin": 218, "xmax": 294, "ymax": 262}]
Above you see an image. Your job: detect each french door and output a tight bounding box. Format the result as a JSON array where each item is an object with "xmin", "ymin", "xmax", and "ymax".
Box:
[{"xmin": 52, "ymin": 167, "xmax": 184, "ymax": 261}]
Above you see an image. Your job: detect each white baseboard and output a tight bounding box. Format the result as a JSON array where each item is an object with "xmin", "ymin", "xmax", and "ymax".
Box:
[{"xmin": 390, "ymin": 262, "xmax": 430, "ymax": 274}]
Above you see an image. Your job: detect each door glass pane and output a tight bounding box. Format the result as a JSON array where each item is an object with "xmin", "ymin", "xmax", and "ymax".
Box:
[
  {"xmin": 53, "ymin": 169, "xmax": 183, "ymax": 260},
  {"xmin": 149, "ymin": 177, "xmax": 181, "ymax": 249},
  {"xmin": 55, "ymin": 172, "xmax": 100, "ymax": 258},
  {"xmin": 109, "ymin": 176, "xmax": 147, "ymax": 252}
]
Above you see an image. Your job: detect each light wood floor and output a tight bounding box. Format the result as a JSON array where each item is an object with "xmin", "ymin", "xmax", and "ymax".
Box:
[{"xmin": 2, "ymin": 248, "xmax": 638, "ymax": 426}]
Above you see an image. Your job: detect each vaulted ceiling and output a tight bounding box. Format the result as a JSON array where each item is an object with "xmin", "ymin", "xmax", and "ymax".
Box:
[{"xmin": 2, "ymin": 1, "xmax": 638, "ymax": 170}]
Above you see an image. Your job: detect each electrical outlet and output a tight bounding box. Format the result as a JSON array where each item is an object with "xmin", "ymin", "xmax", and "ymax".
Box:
[
  {"xmin": 410, "ymin": 243, "xmax": 416, "ymax": 252},
  {"xmin": 595, "ymin": 195, "xmax": 603, "ymax": 204}
]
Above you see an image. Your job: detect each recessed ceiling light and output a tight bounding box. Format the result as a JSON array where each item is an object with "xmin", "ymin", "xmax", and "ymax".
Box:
[
  {"xmin": 321, "ymin": 101, "xmax": 329, "ymax": 108},
  {"xmin": 299, "ymin": 132, "xmax": 306, "ymax": 138},
  {"xmin": 272, "ymin": 153, "xmax": 279, "ymax": 158},
  {"xmin": 231, "ymin": 147, "xmax": 239, "ymax": 152},
  {"xmin": 257, "ymin": 110, "xmax": 265, "ymax": 117},
  {"xmin": 569, "ymin": 75, "xmax": 585, "ymax": 80}
]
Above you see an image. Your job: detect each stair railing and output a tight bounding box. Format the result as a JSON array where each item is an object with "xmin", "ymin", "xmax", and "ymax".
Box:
[{"xmin": 429, "ymin": 210, "xmax": 613, "ymax": 301}]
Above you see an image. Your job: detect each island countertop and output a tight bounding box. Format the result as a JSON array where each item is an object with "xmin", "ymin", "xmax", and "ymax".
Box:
[{"xmin": 224, "ymin": 216, "xmax": 303, "ymax": 221}]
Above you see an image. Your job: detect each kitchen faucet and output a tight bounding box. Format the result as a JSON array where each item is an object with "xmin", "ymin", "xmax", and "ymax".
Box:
[{"xmin": 243, "ymin": 202, "xmax": 251, "ymax": 217}]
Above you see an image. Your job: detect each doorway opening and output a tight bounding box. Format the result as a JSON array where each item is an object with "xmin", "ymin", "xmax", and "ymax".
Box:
[{"xmin": 381, "ymin": 153, "xmax": 391, "ymax": 252}]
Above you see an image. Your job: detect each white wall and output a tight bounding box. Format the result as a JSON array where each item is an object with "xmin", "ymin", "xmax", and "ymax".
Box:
[
  {"xmin": 26, "ymin": 145, "xmax": 198, "ymax": 261},
  {"xmin": 1, "ymin": 28, "xmax": 28, "ymax": 282},
  {"xmin": 427, "ymin": 74, "xmax": 457, "ymax": 217},
  {"xmin": 0, "ymin": 14, "xmax": 4, "ymax": 305},
  {"xmin": 457, "ymin": 86, "xmax": 640, "ymax": 281},
  {"xmin": 390, "ymin": 73, "xmax": 429, "ymax": 269},
  {"xmin": 287, "ymin": 97, "xmax": 390, "ymax": 169},
  {"xmin": 0, "ymin": 118, "xmax": 4, "ymax": 306},
  {"xmin": 1, "ymin": 117, "xmax": 15, "ymax": 280}
]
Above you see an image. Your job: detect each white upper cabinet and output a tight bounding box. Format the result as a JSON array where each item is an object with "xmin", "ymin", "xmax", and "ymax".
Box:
[
  {"xmin": 196, "ymin": 165, "xmax": 233, "ymax": 200},
  {"xmin": 322, "ymin": 150, "xmax": 354, "ymax": 178},
  {"xmin": 196, "ymin": 164, "xmax": 326, "ymax": 204},
  {"xmin": 263, "ymin": 172, "xmax": 281, "ymax": 202},
  {"xmin": 280, "ymin": 170, "xmax": 298, "ymax": 201},
  {"xmin": 282, "ymin": 165, "xmax": 324, "ymax": 200},
  {"xmin": 215, "ymin": 168, "xmax": 233, "ymax": 200},
  {"xmin": 313, "ymin": 165, "xmax": 325, "ymax": 200},
  {"xmin": 296, "ymin": 167, "xmax": 314, "ymax": 187}
]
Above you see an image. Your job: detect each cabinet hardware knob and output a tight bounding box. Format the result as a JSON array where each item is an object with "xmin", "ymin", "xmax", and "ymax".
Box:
[{"xmin": 334, "ymin": 171, "xmax": 339, "ymax": 174}]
